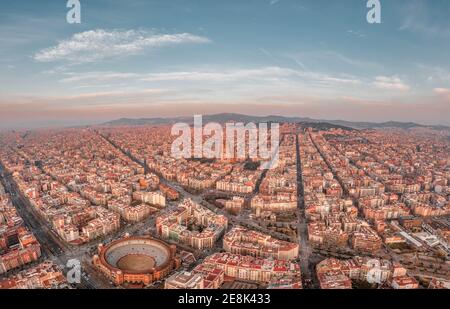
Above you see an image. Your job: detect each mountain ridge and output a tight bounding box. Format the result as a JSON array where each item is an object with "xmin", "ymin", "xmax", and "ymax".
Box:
[{"xmin": 101, "ymin": 113, "xmax": 450, "ymax": 131}]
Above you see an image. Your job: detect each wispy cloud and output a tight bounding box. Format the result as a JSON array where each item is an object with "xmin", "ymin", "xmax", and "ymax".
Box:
[
  {"xmin": 434, "ymin": 88, "xmax": 450, "ymax": 94},
  {"xmin": 400, "ymin": 19, "xmax": 450, "ymax": 37},
  {"xmin": 285, "ymin": 54, "xmax": 307, "ymax": 70},
  {"xmin": 323, "ymin": 51, "xmax": 380, "ymax": 70},
  {"xmin": 33, "ymin": 29, "xmax": 210, "ymax": 63},
  {"xmin": 434, "ymin": 88, "xmax": 450, "ymax": 101},
  {"xmin": 46, "ymin": 66, "xmax": 384, "ymax": 108},
  {"xmin": 416, "ymin": 64, "xmax": 450, "ymax": 83},
  {"xmin": 62, "ymin": 89, "xmax": 165, "ymax": 100},
  {"xmin": 60, "ymin": 71, "xmax": 140, "ymax": 83},
  {"xmin": 57, "ymin": 67, "xmax": 363, "ymax": 88},
  {"xmin": 399, "ymin": 0, "xmax": 450, "ymax": 37},
  {"xmin": 347, "ymin": 30, "xmax": 366, "ymax": 39},
  {"xmin": 373, "ymin": 76, "xmax": 410, "ymax": 91},
  {"xmin": 288, "ymin": 50, "xmax": 382, "ymax": 72},
  {"xmin": 140, "ymin": 67, "xmax": 298, "ymax": 82}
]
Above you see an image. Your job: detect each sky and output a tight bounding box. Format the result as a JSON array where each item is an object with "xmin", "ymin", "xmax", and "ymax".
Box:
[{"xmin": 0, "ymin": 0, "xmax": 449, "ymax": 128}]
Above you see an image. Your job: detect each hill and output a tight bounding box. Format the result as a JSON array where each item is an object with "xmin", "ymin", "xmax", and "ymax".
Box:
[{"xmin": 101, "ymin": 113, "xmax": 450, "ymax": 131}]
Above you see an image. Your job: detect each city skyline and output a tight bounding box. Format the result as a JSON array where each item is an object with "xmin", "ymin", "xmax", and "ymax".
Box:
[{"xmin": 1, "ymin": 0, "xmax": 450, "ymax": 128}]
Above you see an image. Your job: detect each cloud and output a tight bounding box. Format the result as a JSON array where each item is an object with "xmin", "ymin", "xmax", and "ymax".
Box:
[
  {"xmin": 399, "ymin": 0, "xmax": 450, "ymax": 37},
  {"xmin": 269, "ymin": 0, "xmax": 280, "ymax": 5},
  {"xmin": 434, "ymin": 88, "xmax": 450, "ymax": 94},
  {"xmin": 416, "ymin": 64, "xmax": 450, "ymax": 83},
  {"xmin": 434, "ymin": 88, "xmax": 450, "ymax": 101},
  {"xmin": 50, "ymin": 66, "xmax": 388, "ymax": 105},
  {"xmin": 289, "ymin": 50, "xmax": 382, "ymax": 71},
  {"xmin": 324, "ymin": 51, "xmax": 380, "ymax": 70},
  {"xmin": 57, "ymin": 67, "xmax": 298, "ymax": 84},
  {"xmin": 57, "ymin": 67, "xmax": 363, "ymax": 88},
  {"xmin": 373, "ymin": 76, "xmax": 410, "ymax": 91},
  {"xmin": 60, "ymin": 71, "xmax": 140, "ymax": 83},
  {"xmin": 140, "ymin": 67, "xmax": 299, "ymax": 82},
  {"xmin": 62, "ymin": 89, "xmax": 166, "ymax": 100},
  {"xmin": 400, "ymin": 19, "xmax": 450, "ymax": 37},
  {"xmin": 43, "ymin": 66, "xmax": 426, "ymax": 112},
  {"xmin": 347, "ymin": 30, "xmax": 366, "ymax": 39},
  {"xmin": 33, "ymin": 29, "xmax": 210, "ymax": 63}
]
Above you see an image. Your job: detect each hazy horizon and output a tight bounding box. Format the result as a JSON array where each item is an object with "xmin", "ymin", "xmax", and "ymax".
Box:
[{"xmin": 2, "ymin": 109, "xmax": 450, "ymax": 131}]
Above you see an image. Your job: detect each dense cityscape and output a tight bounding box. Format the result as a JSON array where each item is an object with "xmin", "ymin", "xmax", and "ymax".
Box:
[{"xmin": 0, "ymin": 123, "xmax": 448, "ymax": 289}]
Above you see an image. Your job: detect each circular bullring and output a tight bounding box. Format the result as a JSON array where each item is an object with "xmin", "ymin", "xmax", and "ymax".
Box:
[
  {"xmin": 116, "ymin": 254, "xmax": 155, "ymax": 273},
  {"xmin": 101, "ymin": 237, "xmax": 172, "ymax": 274}
]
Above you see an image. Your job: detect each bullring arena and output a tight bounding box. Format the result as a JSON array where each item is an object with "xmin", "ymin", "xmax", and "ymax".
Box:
[{"xmin": 93, "ymin": 236, "xmax": 180, "ymax": 285}]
